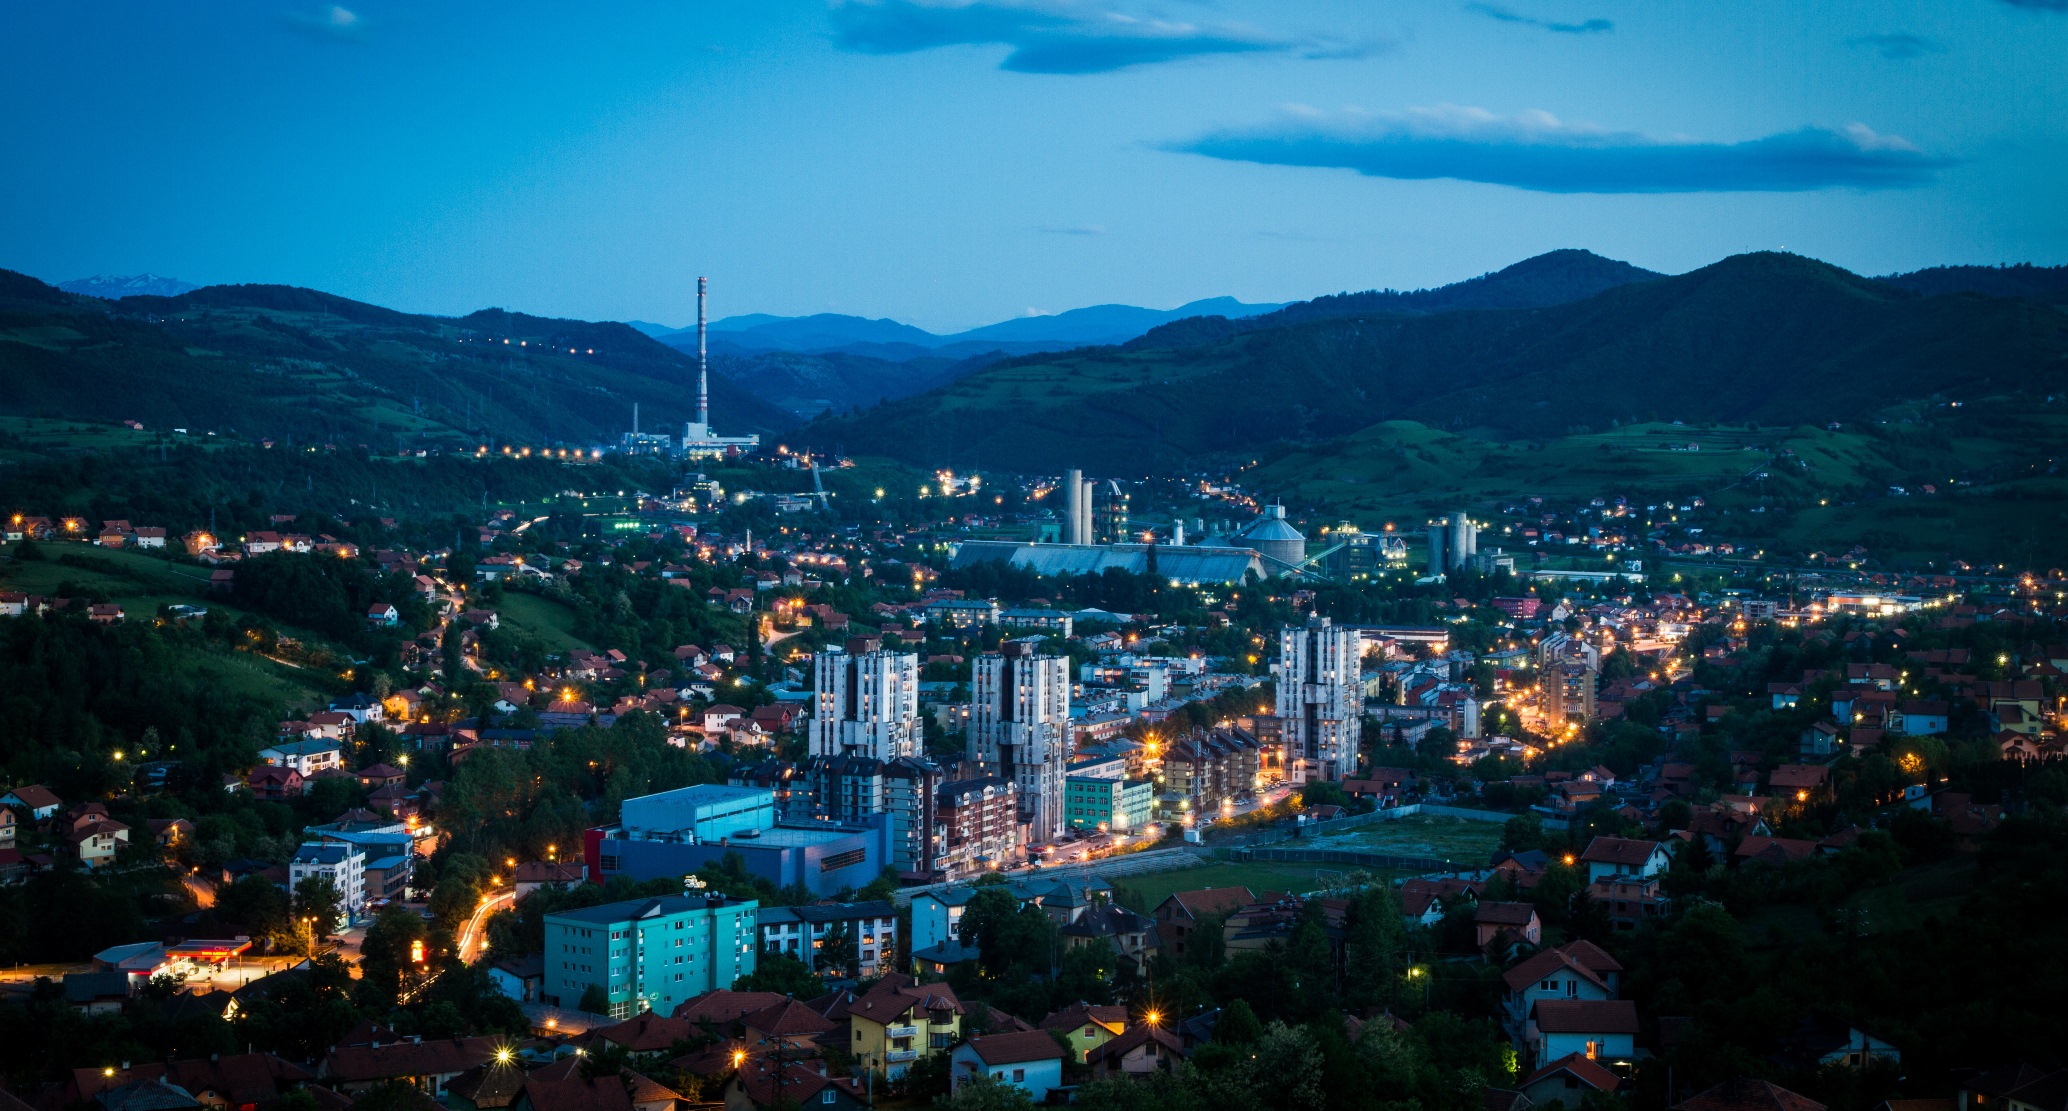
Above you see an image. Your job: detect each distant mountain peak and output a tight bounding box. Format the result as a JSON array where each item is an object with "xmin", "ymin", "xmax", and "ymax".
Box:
[{"xmin": 57, "ymin": 273, "xmax": 199, "ymax": 299}]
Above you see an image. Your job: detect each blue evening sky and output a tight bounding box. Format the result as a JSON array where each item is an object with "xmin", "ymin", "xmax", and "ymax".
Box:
[{"xmin": 2, "ymin": 1, "xmax": 2063, "ymax": 332}]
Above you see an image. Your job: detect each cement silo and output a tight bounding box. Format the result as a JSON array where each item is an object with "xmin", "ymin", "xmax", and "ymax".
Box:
[
  {"xmin": 1237, "ymin": 503, "xmax": 1307, "ymax": 569},
  {"xmin": 1449, "ymin": 512, "xmax": 1477, "ymax": 567}
]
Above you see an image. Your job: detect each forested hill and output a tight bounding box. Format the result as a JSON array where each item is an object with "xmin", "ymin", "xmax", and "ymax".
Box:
[
  {"xmin": 0, "ymin": 271, "xmax": 797, "ymax": 447},
  {"xmin": 1877, "ymin": 263, "xmax": 2068, "ymax": 310},
  {"xmin": 798, "ymin": 251, "xmax": 2068, "ymax": 473},
  {"xmin": 1121, "ymin": 248, "xmax": 1664, "ymax": 350}
]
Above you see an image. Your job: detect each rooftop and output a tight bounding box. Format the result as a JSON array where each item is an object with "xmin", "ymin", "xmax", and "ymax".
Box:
[{"xmin": 548, "ymin": 894, "xmax": 749, "ymax": 926}]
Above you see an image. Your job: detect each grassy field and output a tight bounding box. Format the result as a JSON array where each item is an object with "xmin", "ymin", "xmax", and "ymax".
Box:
[
  {"xmin": 1306, "ymin": 813, "xmax": 1508, "ymax": 865},
  {"xmin": 0, "ymin": 542, "xmax": 339, "ymax": 709},
  {"xmin": 1113, "ymin": 860, "xmax": 1397, "ymax": 908},
  {"xmin": 190, "ymin": 649, "xmax": 336, "ymax": 709},
  {"xmin": 1845, "ymin": 853, "xmax": 1977, "ymax": 933},
  {"xmin": 0, "ymin": 542, "xmax": 217, "ymax": 608},
  {"xmin": 1255, "ymin": 421, "xmax": 1868, "ymax": 525},
  {"xmin": 0, "ymin": 415, "xmax": 179, "ymax": 453},
  {"xmin": 497, "ymin": 591, "xmax": 594, "ymax": 653}
]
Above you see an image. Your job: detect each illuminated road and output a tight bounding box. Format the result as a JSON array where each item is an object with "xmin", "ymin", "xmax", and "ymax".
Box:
[
  {"xmin": 457, "ymin": 887, "xmax": 515, "ymax": 963},
  {"xmin": 181, "ymin": 872, "xmax": 216, "ymax": 909}
]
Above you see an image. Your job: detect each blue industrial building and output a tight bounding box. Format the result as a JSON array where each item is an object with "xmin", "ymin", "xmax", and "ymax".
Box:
[{"xmin": 584, "ymin": 784, "xmax": 889, "ymax": 896}]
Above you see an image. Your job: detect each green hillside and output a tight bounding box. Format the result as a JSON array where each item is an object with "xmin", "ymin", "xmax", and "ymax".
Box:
[
  {"xmin": 1258, "ymin": 399, "xmax": 2068, "ymax": 568},
  {"xmin": 802, "ymin": 252, "xmax": 2068, "ymax": 473},
  {"xmin": 0, "ymin": 271, "xmax": 797, "ymax": 448}
]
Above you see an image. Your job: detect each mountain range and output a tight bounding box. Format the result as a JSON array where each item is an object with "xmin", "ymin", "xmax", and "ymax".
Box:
[
  {"xmin": 0, "ymin": 272, "xmax": 793, "ymax": 446},
  {"xmin": 796, "ymin": 251, "xmax": 2068, "ymax": 473},
  {"xmin": 632, "ymin": 295, "xmax": 1286, "ymax": 362},
  {"xmin": 10, "ymin": 253, "xmax": 2067, "ymax": 470}
]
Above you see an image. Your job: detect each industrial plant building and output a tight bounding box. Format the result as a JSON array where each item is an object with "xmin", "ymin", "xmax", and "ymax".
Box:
[
  {"xmin": 584, "ymin": 783, "xmax": 890, "ymax": 896},
  {"xmin": 1427, "ymin": 512, "xmax": 1479, "ymax": 572},
  {"xmin": 948, "ymin": 540, "xmax": 1269, "ymax": 585},
  {"xmin": 680, "ymin": 276, "xmax": 760, "ymax": 458}
]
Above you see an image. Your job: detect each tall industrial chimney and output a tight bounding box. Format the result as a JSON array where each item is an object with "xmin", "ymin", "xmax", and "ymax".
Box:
[{"xmin": 696, "ymin": 276, "xmax": 710, "ymax": 430}]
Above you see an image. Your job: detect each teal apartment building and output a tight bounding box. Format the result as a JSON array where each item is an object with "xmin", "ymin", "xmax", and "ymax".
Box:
[
  {"xmin": 1063, "ymin": 775, "xmax": 1155, "ymax": 832},
  {"xmin": 542, "ymin": 893, "xmax": 758, "ymax": 1019}
]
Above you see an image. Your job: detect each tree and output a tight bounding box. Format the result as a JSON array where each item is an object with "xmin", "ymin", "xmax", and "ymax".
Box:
[
  {"xmin": 1666, "ymin": 833, "xmax": 1715, "ymax": 898},
  {"xmin": 736, "ymin": 951, "xmax": 820, "ymax": 997},
  {"xmin": 358, "ymin": 906, "xmax": 429, "ymax": 1003},
  {"xmin": 293, "ymin": 876, "xmax": 343, "ymax": 938},
  {"xmin": 578, "ymin": 983, "xmax": 611, "ymax": 1016},
  {"xmin": 1055, "ymin": 943, "xmax": 1116, "ymax": 1005},
  {"xmin": 217, "ymin": 874, "xmax": 291, "ymax": 940},
  {"xmin": 1287, "ymin": 902, "xmax": 1339, "ymax": 1013},
  {"xmin": 427, "ymin": 854, "xmax": 492, "ymax": 930},
  {"xmin": 1182, "ymin": 912, "xmax": 1226, "ymax": 969},
  {"xmin": 894, "ymin": 1049, "xmax": 952, "ymax": 1102},
  {"xmin": 958, "ymin": 887, "xmax": 1056, "ymax": 976},
  {"xmin": 1211, "ymin": 1021, "xmax": 1324, "ymax": 1111},
  {"xmin": 1341, "ymin": 886, "xmax": 1406, "ymax": 1011},
  {"xmin": 1216, "ymin": 998, "xmax": 1263, "ymax": 1045},
  {"xmin": 942, "ymin": 1075, "xmax": 1036, "ymax": 1111},
  {"xmin": 814, "ymin": 920, "xmax": 859, "ymax": 979},
  {"xmin": 1500, "ymin": 814, "xmax": 1546, "ymax": 853}
]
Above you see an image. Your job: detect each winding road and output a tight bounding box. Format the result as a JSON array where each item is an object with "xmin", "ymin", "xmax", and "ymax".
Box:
[{"xmin": 456, "ymin": 887, "xmax": 515, "ymax": 963}]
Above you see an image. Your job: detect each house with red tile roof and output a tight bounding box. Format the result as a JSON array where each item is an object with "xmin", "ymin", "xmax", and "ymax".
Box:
[
  {"xmin": 1578, "ymin": 836, "xmax": 1670, "ymax": 884},
  {"xmin": 846, "ymin": 974, "xmax": 965, "ymax": 1078},
  {"xmin": 1473, "ymin": 902, "xmax": 1542, "ymax": 950},
  {"xmin": 318, "ymin": 1035, "xmax": 503, "ymax": 1098},
  {"xmin": 1521, "ymin": 1052, "xmax": 1622, "ymax": 1110},
  {"xmin": 1673, "ymin": 1078, "xmax": 1826, "ymax": 1111},
  {"xmin": 1500, "ymin": 941, "xmax": 1623, "ymax": 1044},
  {"xmin": 671, "ymin": 989, "xmax": 790, "ymax": 1032},
  {"xmin": 949, "ymin": 1030, "xmax": 1066, "ymax": 1098},
  {"xmin": 1085, "ymin": 1024, "xmax": 1185, "ymax": 1079},
  {"xmin": 1039, "ymin": 1002, "xmax": 1127, "ymax": 1061},
  {"xmin": 1526, "ymin": 1000, "xmax": 1638, "ymax": 1069}
]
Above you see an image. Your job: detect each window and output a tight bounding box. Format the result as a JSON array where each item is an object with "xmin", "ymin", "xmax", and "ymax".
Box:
[
  {"xmin": 822, "ymin": 1093, "xmax": 836, "ymax": 1105},
  {"xmin": 1013, "ymin": 1069, "xmax": 1025, "ymax": 1082},
  {"xmin": 821, "ymin": 848, "xmax": 869, "ymax": 872}
]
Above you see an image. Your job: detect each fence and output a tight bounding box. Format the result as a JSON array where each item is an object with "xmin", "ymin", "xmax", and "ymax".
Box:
[
  {"xmin": 1231, "ymin": 846, "xmax": 1457, "ymax": 872},
  {"xmin": 1418, "ymin": 803, "xmax": 1569, "ymax": 831},
  {"xmin": 891, "ymin": 845, "xmax": 1208, "ymax": 906}
]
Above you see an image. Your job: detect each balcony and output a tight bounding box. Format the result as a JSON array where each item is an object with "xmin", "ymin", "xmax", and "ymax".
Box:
[
  {"xmin": 885, "ymin": 1024, "xmax": 919, "ymax": 1038},
  {"xmin": 886, "ymin": 1049, "xmax": 920, "ymax": 1064}
]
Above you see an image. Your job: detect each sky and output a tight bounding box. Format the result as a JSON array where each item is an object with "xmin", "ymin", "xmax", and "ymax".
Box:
[{"xmin": 2, "ymin": 0, "xmax": 2065, "ymax": 333}]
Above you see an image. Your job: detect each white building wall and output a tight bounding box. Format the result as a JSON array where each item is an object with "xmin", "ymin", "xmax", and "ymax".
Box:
[
  {"xmin": 810, "ymin": 648, "xmax": 921, "ymax": 760},
  {"xmin": 1277, "ymin": 617, "xmax": 1364, "ymax": 783},
  {"xmin": 969, "ymin": 651, "xmax": 1072, "ymax": 842}
]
